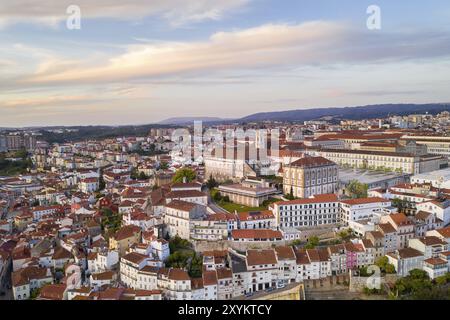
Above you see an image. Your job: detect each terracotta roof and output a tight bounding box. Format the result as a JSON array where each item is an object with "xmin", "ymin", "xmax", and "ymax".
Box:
[
  {"xmin": 12, "ymin": 266, "xmax": 49, "ymax": 287},
  {"xmin": 389, "ymin": 248, "xmax": 423, "ymax": 259},
  {"xmin": 434, "ymin": 226, "xmax": 450, "ymax": 238},
  {"xmin": 237, "ymin": 210, "xmax": 274, "ymax": 221},
  {"xmin": 288, "ymin": 156, "xmax": 336, "ymax": 168},
  {"xmin": 171, "ymin": 182, "xmax": 202, "ymax": 189},
  {"xmin": 52, "ymin": 247, "xmax": 72, "ymax": 260},
  {"xmin": 39, "ymin": 284, "xmax": 66, "ymax": 300},
  {"xmin": 417, "ymin": 236, "xmax": 447, "ymax": 246},
  {"xmin": 275, "ymin": 246, "xmax": 296, "ymax": 260},
  {"xmin": 424, "ymin": 257, "xmax": 447, "ymax": 266},
  {"xmin": 91, "ymin": 271, "xmax": 115, "ymax": 281},
  {"xmin": 246, "ymin": 249, "xmax": 277, "ymax": 266},
  {"xmin": 378, "ymin": 223, "xmax": 397, "ymax": 234},
  {"xmin": 166, "ymin": 190, "xmax": 206, "ymax": 199},
  {"xmin": 216, "ymin": 268, "xmax": 232, "ymax": 279},
  {"xmin": 415, "ymin": 211, "xmax": 433, "ymax": 221},
  {"xmin": 122, "ymin": 252, "xmax": 147, "ymax": 265},
  {"xmin": 191, "ymin": 278, "xmax": 203, "ymax": 289},
  {"xmin": 231, "ymin": 229, "xmax": 282, "ymax": 240},
  {"xmin": 341, "ymin": 197, "xmax": 389, "ymax": 206},
  {"xmin": 165, "ymin": 199, "xmax": 198, "ymax": 212},
  {"xmin": 168, "ymin": 268, "xmax": 190, "ymax": 281},
  {"xmin": 388, "ymin": 213, "xmax": 413, "ymax": 226},
  {"xmin": 202, "ymin": 270, "xmax": 218, "ymax": 286},
  {"xmin": 114, "ymin": 225, "xmax": 141, "ymax": 241},
  {"xmin": 294, "ymin": 249, "xmax": 310, "ymax": 264},
  {"xmin": 366, "ymin": 231, "xmax": 384, "ymax": 239}
]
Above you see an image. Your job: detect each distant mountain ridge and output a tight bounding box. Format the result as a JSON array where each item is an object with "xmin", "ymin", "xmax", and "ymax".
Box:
[
  {"xmin": 237, "ymin": 103, "xmax": 450, "ymax": 123},
  {"xmin": 158, "ymin": 117, "xmax": 230, "ymax": 125}
]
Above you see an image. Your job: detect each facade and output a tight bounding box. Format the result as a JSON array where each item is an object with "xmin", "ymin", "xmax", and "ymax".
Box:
[
  {"xmin": 218, "ymin": 179, "xmax": 278, "ymax": 207},
  {"xmin": 283, "ymin": 156, "xmax": 338, "ymax": 198},
  {"xmin": 271, "ymin": 194, "xmax": 339, "ymax": 229},
  {"xmin": 308, "ymin": 148, "xmax": 445, "ymax": 174},
  {"xmin": 386, "ymin": 248, "xmax": 424, "ymax": 277},
  {"xmin": 340, "ymin": 197, "xmax": 392, "ymax": 225},
  {"xmin": 163, "ymin": 200, "xmax": 206, "ymax": 240}
]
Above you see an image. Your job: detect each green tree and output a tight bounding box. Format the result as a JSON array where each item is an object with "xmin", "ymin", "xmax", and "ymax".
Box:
[
  {"xmin": 206, "ymin": 174, "xmax": 218, "ymax": 189},
  {"xmin": 375, "ymin": 256, "xmax": 396, "ymax": 274},
  {"xmin": 392, "ymin": 198, "xmax": 412, "ymax": 214},
  {"xmin": 285, "ymin": 186, "xmax": 295, "ymax": 200},
  {"xmin": 172, "ymin": 167, "xmax": 197, "ymax": 183},
  {"xmin": 139, "ymin": 171, "xmax": 149, "ymax": 180},
  {"xmin": 99, "ymin": 169, "xmax": 106, "ymax": 191},
  {"xmin": 345, "ymin": 180, "xmax": 368, "ymax": 198},
  {"xmin": 304, "ymin": 236, "xmax": 320, "ymax": 249},
  {"xmin": 159, "ymin": 162, "xmax": 169, "ymax": 170}
]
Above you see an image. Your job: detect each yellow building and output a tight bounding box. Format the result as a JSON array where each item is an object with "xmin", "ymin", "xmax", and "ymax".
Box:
[{"xmin": 109, "ymin": 225, "xmax": 142, "ymax": 255}]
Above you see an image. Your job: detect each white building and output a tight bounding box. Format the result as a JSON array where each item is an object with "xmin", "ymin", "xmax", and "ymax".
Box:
[
  {"xmin": 271, "ymin": 194, "xmax": 339, "ymax": 229},
  {"xmin": 386, "ymin": 248, "xmax": 424, "ymax": 277},
  {"xmin": 339, "ymin": 197, "xmax": 392, "ymax": 225}
]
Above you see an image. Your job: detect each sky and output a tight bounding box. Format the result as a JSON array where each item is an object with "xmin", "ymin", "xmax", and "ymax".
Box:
[{"xmin": 1, "ymin": 0, "xmax": 450, "ymax": 127}]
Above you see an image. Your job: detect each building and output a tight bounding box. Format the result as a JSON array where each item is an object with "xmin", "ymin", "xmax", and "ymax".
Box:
[
  {"xmin": 270, "ymin": 194, "xmax": 339, "ymax": 229},
  {"xmin": 408, "ymin": 236, "xmax": 448, "ymax": 259},
  {"xmin": 308, "ymin": 148, "xmax": 445, "ymax": 174},
  {"xmin": 109, "ymin": 225, "xmax": 142, "ymax": 255},
  {"xmin": 386, "ymin": 248, "xmax": 424, "ymax": 277},
  {"xmin": 163, "ymin": 200, "xmax": 206, "ymax": 240},
  {"xmin": 410, "ymin": 168, "xmax": 450, "ymax": 189},
  {"xmin": 339, "ymin": 197, "xmax": 392, "ymax": 225},
  {"xmin": 237, "ymin": 210, "xmax": 276, "ymax": 230},
  {"xmin": 79, "ymin": 178, "xmax": 99, "ymax": 194},
  {"xmin": 231, "ymin": 229, "xmax": 283, "ymax": 242},
  {"xmin": 380, "ymin": 213, "xmax": 415, "ymax": 249},
  {"xmin": 12, "ymin": 266, "xmax": 53, "ymax": 300},
  {"xmin": 283, "ymin": 156, "xmax": 338, "ymax": 198},
  {"xmin": 416, "ymin": 199, "xmax": 450, "ymax": 226},
  {"xmin": 402, "ymin": 135, "xmax": 450, "ymax": 159},
  {"xmin": 422, "ymin": 258, "xmax": 448, "ymax": 279},
  {"xmin": 218, "ymin": 179, "xmax": 278, "ymax": 207},
  {"xmin": 245, "ymin": 250, "xmax": 279, "ymax": 292}
]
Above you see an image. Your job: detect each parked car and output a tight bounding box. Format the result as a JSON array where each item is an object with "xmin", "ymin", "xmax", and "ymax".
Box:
[
  {"xmin": 244, "ymin": 292, "xmax": 254, "ymax": 298},
  {"xmin": 265, "ymin": 287, "xmax": 275, "ymax": 293},
  {"xmin": 276, "ymin": 280, "xmax": 286, "ymax": 289}
]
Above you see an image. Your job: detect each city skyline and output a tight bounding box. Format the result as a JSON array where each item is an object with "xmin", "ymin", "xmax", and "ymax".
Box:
[{"xmin": 2, "ymin": 0, "xmax": 450, "ymax": 127}]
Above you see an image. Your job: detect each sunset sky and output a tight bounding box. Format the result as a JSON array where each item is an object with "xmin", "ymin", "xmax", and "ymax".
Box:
[{"xmin": 1, "ymin": 0, "xmax": 450, "ymax": 127}]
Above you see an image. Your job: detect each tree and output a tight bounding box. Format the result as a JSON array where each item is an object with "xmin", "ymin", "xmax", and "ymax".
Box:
[
  {"xmin": 345, "ymin": 180, "xmax": 368, "ymax": 198},
  {"xmin": 285, "ymin": 186, "xmax": 295, "ymax": 200},
  {"xmin": 139, "ymin": 171, "xmax": 149, "ymax": 180},
  {"xmin": 172, "ymin": 167, "xmax": 197, "ymax": 183},
  {"xmin": 99, "ymin": 169, "xmax": 106, "ymax": 191},
  {"xmin": 206, "ymin": 174, "xmax": 218, "ymax": 189},
  {"xmin": 375, "ymin": 256, "xmax": 396, "ymax": 274},
  {"xmin": 337, "ymin": 229, "xmax": 352, "ymax": 241},
  {"xmin": 392, "ymin": 198, "xmax": 412, "ymax": 214},
  {"xmin": 304, "ymin": 236, "xmax": 320, "ymax": 249},
  {"xmin": 159, "ymin": 162, "xmax": 169, "ymax": 170}
]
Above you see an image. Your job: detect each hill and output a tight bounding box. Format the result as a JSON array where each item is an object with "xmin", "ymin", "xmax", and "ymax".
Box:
[{"xmin": 238, "ymin": 103, "xmax": 450, "ymax": 123}]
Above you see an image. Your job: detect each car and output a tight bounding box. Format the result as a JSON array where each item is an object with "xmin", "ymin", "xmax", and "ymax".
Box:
[
  {"xmin": 244, "ymin": 292, "xmax": 254, "ymax": 298},
  {"xmin": 276, "ymin": 281, "xmax": 286, "ymax": 289},
  {"xmin": 265, "ymin": 287, "xmax": 275, "ymax": 293}
]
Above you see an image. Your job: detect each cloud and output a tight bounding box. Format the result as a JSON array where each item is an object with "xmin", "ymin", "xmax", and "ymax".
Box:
[
  {"xmin": 0, "ymin": 0, "xmax": 249, "ymax": 28},
  {"xmin": 18, "ymin": 21, "xmax": 450, "ymax": 87}
]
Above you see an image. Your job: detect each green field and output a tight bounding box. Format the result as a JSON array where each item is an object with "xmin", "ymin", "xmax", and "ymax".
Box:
[{"xmin": 218, "ymin": 202, "xmax": 268, "ymax": 213}]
